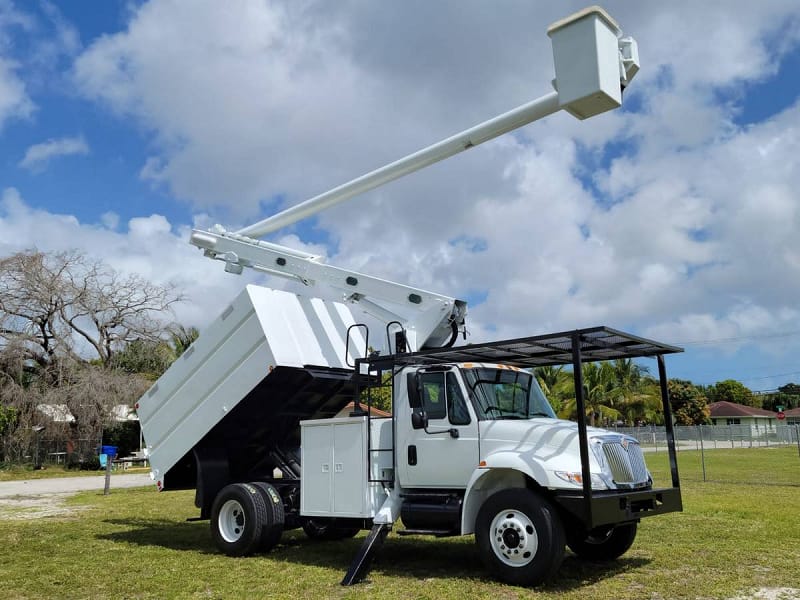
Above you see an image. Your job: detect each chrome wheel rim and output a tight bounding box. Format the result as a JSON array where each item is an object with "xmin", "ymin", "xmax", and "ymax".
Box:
[{"xmin": 489, "ymin": 508, "xmax": 539, "ymax": 567}]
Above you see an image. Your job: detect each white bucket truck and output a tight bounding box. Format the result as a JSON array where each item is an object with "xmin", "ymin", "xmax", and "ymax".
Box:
[{"xmin": 137, "ymin": 6, "xmax": 682, "ymax": 587}]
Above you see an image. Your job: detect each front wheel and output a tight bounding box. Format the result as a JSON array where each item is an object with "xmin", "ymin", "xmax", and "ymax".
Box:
[
  {"xmin": 475, "ymin": 489, "xmax": 565, "ymax": 586},
  {"xmin": 567, "ymin": 522, "xmax": 637, "ymax": 560}
]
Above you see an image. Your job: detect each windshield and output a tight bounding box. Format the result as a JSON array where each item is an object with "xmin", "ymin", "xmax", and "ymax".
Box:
[{"xmin": 461, "ymin": 367, "xmax": 557, "ymax": 420}]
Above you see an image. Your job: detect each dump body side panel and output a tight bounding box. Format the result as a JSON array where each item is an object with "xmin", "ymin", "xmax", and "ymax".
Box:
[{"xmin": 136, "ymin": 285, "xmax": 364, "ymax": 489}]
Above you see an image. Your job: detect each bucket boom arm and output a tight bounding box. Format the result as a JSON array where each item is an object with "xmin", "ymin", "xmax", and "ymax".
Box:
[
  {"xmin": 190, "ymin": 227, "xmax": 467, "ymax": 351},
  {"xmin": 191, "ymin": 6, "xmax": 639, "ymax": 351}
]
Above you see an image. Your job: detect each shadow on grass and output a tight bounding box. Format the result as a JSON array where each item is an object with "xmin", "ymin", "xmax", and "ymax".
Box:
[
  {"xmin": 99, "ymin": 518, "xmax": 650, "ymax": 590},
  {"xmin": 99, "ymin": 518, "xmax": 217, "ymax": 554}
]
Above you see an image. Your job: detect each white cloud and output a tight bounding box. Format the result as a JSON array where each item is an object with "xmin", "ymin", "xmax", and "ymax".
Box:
[
  {"xmin": 0, "ymin": 188, "xmax": 255, "ymax": 329},
  {"xmin": 0, "ymin": 0, "xmax": 83, "ymax": 131},
  {"xmin": 0, "ymin": 56, "xmax": 31, "ymax": 127},
  {"xmin": 100, "ymin": 211, "xmax": 119, "ymax": 230},
  {"xmin": 56, "ymin": 0, "xmax": 800, "ymax": 371},
  {"xmin": 0, "ymin": 0, "xmax": 34, "ymax": 129},
  {"xmin": 18, "ymin": 135, "xmax": 89, "ymax": 171}
]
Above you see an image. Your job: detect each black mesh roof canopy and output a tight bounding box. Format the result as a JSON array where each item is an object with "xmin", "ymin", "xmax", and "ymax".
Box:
[{"xmin": 378, "ymin": 326, "xmax": 682, "ymax": 369}]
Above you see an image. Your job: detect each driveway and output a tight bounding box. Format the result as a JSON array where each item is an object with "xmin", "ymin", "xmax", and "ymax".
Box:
[
  {"xmin": 0, "ymin": 473, "xmax": 152, "ymax": 498},
  {"xmin": 0, "ymin": 473, "xmax": 153, "ymax": 519}
]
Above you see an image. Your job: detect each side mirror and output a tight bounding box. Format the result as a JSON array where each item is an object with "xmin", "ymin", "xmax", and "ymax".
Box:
[
  {"xmin": 411, "ymin": 411, "xmax": 428, "ymax": 430},
  {"xmin": 407, "ymin": 372, "xmax": 422, "ymax": 408}
]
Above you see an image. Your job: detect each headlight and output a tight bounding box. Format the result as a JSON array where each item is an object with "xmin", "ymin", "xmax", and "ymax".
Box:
[{"xmin": 554, "ymin": 470, "xmax": 608, "ymax": 490}]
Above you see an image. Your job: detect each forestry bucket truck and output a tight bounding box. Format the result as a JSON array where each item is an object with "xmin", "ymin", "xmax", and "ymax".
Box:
[{"xmin": 136, "ymin": 6, "xmax": 683, "ymax": 587}]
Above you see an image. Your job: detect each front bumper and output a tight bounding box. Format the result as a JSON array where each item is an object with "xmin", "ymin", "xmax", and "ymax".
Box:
[{"xmin": 551, "ymin": 486, "xmax": 682, "ymax": 529}]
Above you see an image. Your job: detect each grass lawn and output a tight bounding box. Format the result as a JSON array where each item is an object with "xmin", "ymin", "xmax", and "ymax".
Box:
[
  {"xmin": 0, "ymin": 447, "xmax": 798, "ymax": 599},
  {"xmin": 0, "ymin": 464, "xmax": 98, "ymax": 482},
  {"xmin": 0, "ymin": 465, "xmax": 150, "ymax": 482}
]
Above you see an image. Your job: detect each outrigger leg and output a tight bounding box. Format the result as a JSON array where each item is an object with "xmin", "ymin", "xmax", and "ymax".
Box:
[{"xmin": 341, "ymin": 523, "xmax": 392, "ymax": 585}]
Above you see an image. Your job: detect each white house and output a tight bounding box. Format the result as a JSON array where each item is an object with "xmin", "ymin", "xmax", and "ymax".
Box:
[
  {"xmin": 784, "ymin": 406, "xmax": 800, "ymax": 425},
  {"xmin": 709, "ymin": 401, "xmax": 777, "ymax": 435}
]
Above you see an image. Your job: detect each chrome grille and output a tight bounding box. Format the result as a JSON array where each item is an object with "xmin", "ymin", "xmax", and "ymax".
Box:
[{"xmin": 602, "ymin": 438, "xmax": 649, "ymax": 488}]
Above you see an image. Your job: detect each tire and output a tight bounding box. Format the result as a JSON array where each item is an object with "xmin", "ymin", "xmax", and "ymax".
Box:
[
  {"xmin": 302, "ymin": 518, "xmax": 361, "ymax": 541},
  {"xmin": 210, "ymin": 483, "xmax": 268, "ymax": 557},
  {"xmin": 567, "ymin": 522, "xmax": 637, "ymax": 561},
  {"xmin": 250, "ymin": 482, "xmax": 286, "ymax": 552},
  {"xmin": 475, "ymin": 488, "xmax": 565, "ymax": 587}
]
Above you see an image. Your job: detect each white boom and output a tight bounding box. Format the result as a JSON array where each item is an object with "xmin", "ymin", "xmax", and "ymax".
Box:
[
  {"xmin": 190, "ymin": 227, "xmax": 466, "ymax": 351},
  {"xmin": 192, "ymin": 6, "xmax": 640, "ymax": 349}
]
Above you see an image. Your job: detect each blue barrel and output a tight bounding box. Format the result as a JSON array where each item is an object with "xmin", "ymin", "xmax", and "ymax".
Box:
[{"xmin": 101, "ymin": 445, "xmax": 118, "ymax": 458}]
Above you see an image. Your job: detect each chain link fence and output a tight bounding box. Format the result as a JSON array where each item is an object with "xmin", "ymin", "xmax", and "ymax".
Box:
[
  {"xmin": 610, "ymin": 424, "xmax": 800, "ymax": 486},
  {"xmin": 610, "ymin": 424, "xmax": 800, "ymax": 451}
]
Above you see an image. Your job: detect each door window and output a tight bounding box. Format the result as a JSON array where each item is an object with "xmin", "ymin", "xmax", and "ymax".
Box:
[{"xmin": 417, "ymin": 371, "xmax": 471, "ymax": 425}]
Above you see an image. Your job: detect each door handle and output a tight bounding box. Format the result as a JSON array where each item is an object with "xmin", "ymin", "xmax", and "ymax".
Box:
[{"xmin": 408, "ymin": 445, "xmax": 417, "ymax": 466}]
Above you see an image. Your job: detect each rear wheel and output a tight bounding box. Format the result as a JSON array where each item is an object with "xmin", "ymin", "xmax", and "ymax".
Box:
[
  {"xmin": 250, "ymin": 481, "xmax": 285, "ymax": 551},
  {"xmin": 210, "ymin": 483, "xmax": 268, "ymax": 557},
  {"xmin": 567, "ymin": 522, "xmax": 637, "ymax": 560},
  {"xmin": 475, "ymin": 488, "xmax": 565, "ymax": 586}
]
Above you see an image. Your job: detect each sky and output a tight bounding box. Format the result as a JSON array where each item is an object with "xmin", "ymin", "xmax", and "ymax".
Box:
[{"xmin": 1, "ymin": 0, "xmax": 800, "ymax": 392}]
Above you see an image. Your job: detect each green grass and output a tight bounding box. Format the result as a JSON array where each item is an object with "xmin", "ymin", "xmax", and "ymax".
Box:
[
  {"xmin": 649, "ymin": 445, "xmax": 800, "ymax": 487},
  {"xmin": 0, "ymin": 447, "xmax": 798, "ymax": 599},
  {"xmin": 0, "ymin": 464, "xmax": 150, "ymax": 482},
  {"xmin": 0, "ymin": 464, "xmax": 99, "ymax": 481}
]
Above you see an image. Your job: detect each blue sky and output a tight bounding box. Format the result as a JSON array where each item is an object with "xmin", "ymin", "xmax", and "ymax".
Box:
[{"xmin": 1, "ymin": 1, "xmax": 800, "ymax": 392}]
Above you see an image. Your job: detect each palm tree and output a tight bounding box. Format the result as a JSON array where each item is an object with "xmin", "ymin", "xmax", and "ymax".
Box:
[
  {"xmin": 558, "ymin": 362, "xmax": 622, "ymax": 426},
  {"xmin": 610, "ymin": 359, "xmax": 662, "ymax": 425},
  {"xmin": 617, "ymin": 377, "xmax": 663, "ymax": 425},
  {"xmin": 169, "ymin": 325, "xmax": 199, "ymax": 358},
  {"xmin": 534, "ymin": 365, "xmax": 572, "ymax": 413}
]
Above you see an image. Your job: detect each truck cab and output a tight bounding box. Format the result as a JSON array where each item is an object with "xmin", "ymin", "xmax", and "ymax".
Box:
[
  {"xmin": 331, "ymin": 328, "xmax": 683, "ymax": 586},
  {"xmin": 396, "ymin": 362, "xmax": 651, "ymax": 497}
]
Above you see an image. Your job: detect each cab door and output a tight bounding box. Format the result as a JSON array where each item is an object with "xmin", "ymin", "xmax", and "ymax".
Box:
[{"xmin": 398, "ymin": 368, "xmax": 479, "ymax": 488}]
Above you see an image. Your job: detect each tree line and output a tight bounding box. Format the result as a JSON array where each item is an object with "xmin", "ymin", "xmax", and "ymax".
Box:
[
  {"xmin": 0, "ymin": 249, "xmax": 194, "ymax": 465},
  {"xmin": 534, "ymin": 362, "xmax": 797, "ymax": 427}
]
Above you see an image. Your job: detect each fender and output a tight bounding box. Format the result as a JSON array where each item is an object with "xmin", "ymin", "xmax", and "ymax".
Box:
[{"xmin": 460, "ymin": 451, "xmax": 549, "ymax": 535}]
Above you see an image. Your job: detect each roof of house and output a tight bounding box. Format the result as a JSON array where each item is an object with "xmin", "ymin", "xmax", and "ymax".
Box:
[
  {"xmin": 709, "ymin": 401, "xmax": 777, "ymax": 418},
  {"xmin": 112, "ymin": 404, "xmax": 139, "ymax": 422},
  {"xmin": 783, "ymin": 406, "xmax": 800, "ymax": 416},
  {"xmin": 36, "ymin": 404, "xmax": 139, "ymax": 423}
]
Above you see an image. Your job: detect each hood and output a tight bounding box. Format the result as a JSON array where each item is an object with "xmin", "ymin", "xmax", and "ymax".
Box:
[
  {"xmin": 477, "ymin": 418, "xmax": 648, "ymax": 491},
  {"xmin": 479, "ymin": 418, "xmax": 609, "ymax": 455}
]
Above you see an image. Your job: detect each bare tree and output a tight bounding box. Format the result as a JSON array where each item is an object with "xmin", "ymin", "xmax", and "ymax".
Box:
[
  {"xmin": 0, "ymin": 353, "xmax": 150, "ymax": 464},
  {"xmin": 64, "ymin": 261, "xmax": 185, "ymax": 366},
  {"xmin": 0, "ymin": 249, "xmax": 184, "ymax": 367},
  {"xmin": 42, "ymin": 363, "xmax": 150, "ymax": 457},
  {"xmin": 0, "ymin": 249, "xmax": 185, "ymax": 463},
  {"xmin": 0, "ymin": 251, "xmax": 84, "ymax": 367}
]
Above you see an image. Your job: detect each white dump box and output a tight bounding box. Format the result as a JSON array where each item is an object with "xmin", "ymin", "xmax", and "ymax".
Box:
[{"xmin": 136, "ymin": 284, "xmax": 366, "ymax": 491}]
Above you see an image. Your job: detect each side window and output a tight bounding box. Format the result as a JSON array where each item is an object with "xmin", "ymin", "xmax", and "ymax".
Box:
[
  {"xmin": 417, "ymin": 371, "xmax": 471, "ymax": 425},
  {"xmin": 446, "ymin": 372, "xmax": 470, "ymax": 425},
  {"xmin": 419, "ymin": 373, "xmax": 447, "ymax": 420}
]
